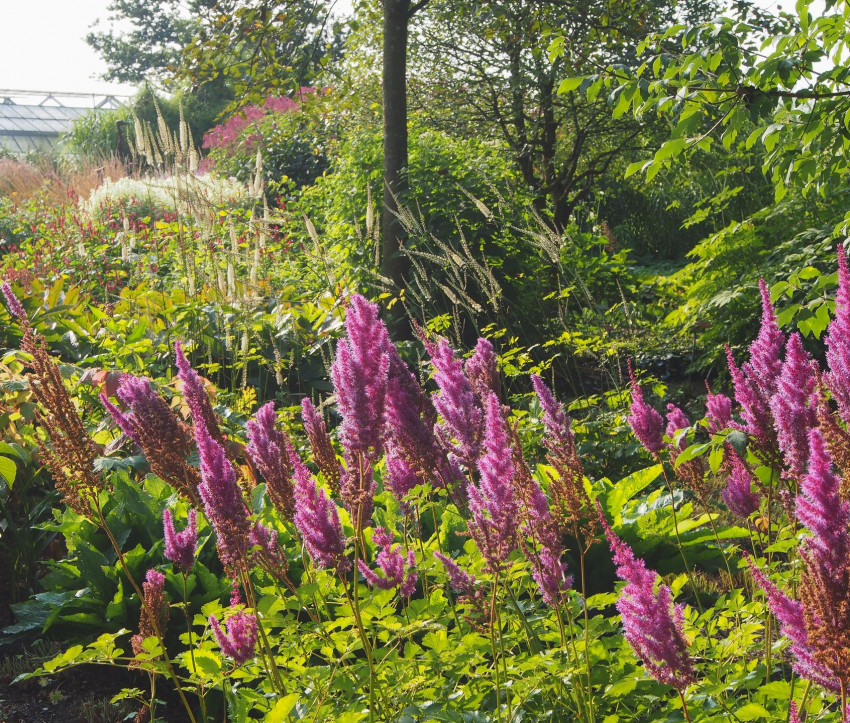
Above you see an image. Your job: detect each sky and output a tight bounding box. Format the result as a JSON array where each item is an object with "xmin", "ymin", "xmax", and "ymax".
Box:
[{"xmin": 0, "ymin": 0, "xmax": 135, "ymax": 103}]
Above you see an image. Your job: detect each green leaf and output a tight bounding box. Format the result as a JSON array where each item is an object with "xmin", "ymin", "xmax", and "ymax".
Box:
[
  {"xmin": 735, "ymin": 703, "xmax": 772, "ymax": 720},
  {"xmin": 557, "ymin": 76, "xmax": 585, "ymax": 94},
  {"xmin": 0, "ymin": 455, "xmax": 17, "ymax": 488},
  {"xmin": 265, "ymin": 693, "xmax": 299, "ymax": 722}
]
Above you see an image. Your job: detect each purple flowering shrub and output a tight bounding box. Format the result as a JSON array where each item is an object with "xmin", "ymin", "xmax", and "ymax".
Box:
[{"xmin": 10, "ymin": 254, "xmax": 850, "ymax": 722}]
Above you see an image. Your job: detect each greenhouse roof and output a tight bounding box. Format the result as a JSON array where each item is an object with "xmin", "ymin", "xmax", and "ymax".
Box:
[{"xmin": 0, "ymin": 92, "xmax": 127, "ymax": 153}]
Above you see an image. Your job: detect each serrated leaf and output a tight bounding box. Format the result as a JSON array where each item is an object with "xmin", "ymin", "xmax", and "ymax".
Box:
[{"xmin": 265, "ymin": 693, "xmax": 299, "ymax": 722}]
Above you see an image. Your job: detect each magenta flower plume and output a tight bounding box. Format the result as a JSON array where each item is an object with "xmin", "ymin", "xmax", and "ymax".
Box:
[
  {"xmin": 746, "ymin": 555, "xmax": 838, "ymax": 692},
  {"xmin": 826, "ymin": 248, "xmax": 850, "ymax": 424},
  {"xmin": 789, "ymin": 702, "xmax": 801, "ymax": 723},
  {"xmin": 330, "ymin": 294, "xmax": 391, "ymax": 462},
  {"xmin": 531, "ymin": 547, "xmax": 573, "ymax": 607},
  {"xmin": 532, "ymin": 374, "xmax": 574, "ymax": 450},
  {"xmin": 627, "ymin": 362, "xmax": 664, "ymax": 455},
  {"xmin": 665, "ymin": 404, "xmax": 690, "ymax": 450},
  {"xmin": 704, "ymin": 387, "xmax": 732, "ymax": 434},
  {"xmin": 1, "ymin": 281, "xmax": 27, "ymax": 320},
  {"xmin": 726, "ymin": 345, "xmax": 777, "ymax": 455},
  {"xmin": 175, "ymin": 341, "xmax": 226, "ymax": 449},
  {"xmin": 357, "ymin": 527, "xmax": 417, "ymax": 597},
  {"xmin": 384, "ymin": 451, "xmax": 422, "ymax": 503},
  {"xmin": 163, "ymin": 508, "xmax": 197, "ymax": 572},
  {"xmin": 301, "ymin": 398, "xmax": 341, "ymax": 493},
  {"xmin": 246, "ymin": 402, "xmax": 295, "ymax": 520},
  {"xmin": 100, "ymin": 391, "xmax": 142, "ymax": 445},
  {"xmin": 248, "ymin": 520, "xmax": 287, "ymax": 578},
  {"xmin": 210, "ymin": 608, "xmax": 257, "ymax": 665},
  {"xmin": 745, "ymin": 279, "xmax": 786, "ymax": 396},
  {"xmin": 465, "ymin": 337, "xmax": 500, "ymax": 402},
  {"xmin": 597, "ymin": 502, "xmax": 695, "ymax": 691},
  {"xmin": 292, "ymin": 447, "xmax": 349, "ymax": 571},
  {"xmin": 721, "ymin": 450, "xmax": 759, "ymax": 518},
  {"xmin": 770, "ymin": 333, "xmax": 817, "ymax": 480},
  {"xmin": 131, "ymin": 569, "xmax": 169, "ymax": 658},
  {"xmin": 426, "ymin": 336, "xmax": 485, "ymax": 469},
  {"xmin": 434, "ymin": 552, "xmax": 476, "ymax": 595},
  {"xmin": 467, "ymin": 392, "xmax": 520, "ymax": 571},
  {"xmin": 796, "ymin": 429, "xmax": 850, "ymax": 575},
  {"xmin": 195, "ymin": 417, "xmax": 250, "ymax": 573}
]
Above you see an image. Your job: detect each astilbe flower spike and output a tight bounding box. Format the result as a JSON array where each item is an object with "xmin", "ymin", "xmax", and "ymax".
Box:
[
  {"xmin": 597, "ymin": 502, "xmax": 695, "ymax": 691},
  {"xmin": 746, "ymin": 279, "xmax": 786, "ymax": 395},
  {"xmin": 248, "ymin": 520, "xmax": 287, "ymax": 579},
  {"xmin": 210, "ymin": 607, "xmax": 257, "ymax": 666},
  {"xmin": 434, "ymin": 552, "xmax": 476, "ymax": 595},
  {"xmin": 465, "ymin": 337, "xmax": 501, "ymax": 403},
  {"xmin": 704, "ymin": 384, "xmax": 732, "ymax": 434},
  {"xmin": 1, "ymin": 281, "xmax": 27, "ymax": 320},
  {"xmin": 357, "ymin": 527, "xmax": 417, "ymax": 597},
  {"xmin": 194, "ymin": 415, "xmax": 250, "ymax": 575},
  {"xmin": 467, "ymin": 392, "xmax": 520, "ymax": 572},
  {"xmin": 627, "ymin": 361, "xmax": 665, "ymax": 456},
  {"xmin": 726, "ymin": 344, "xmax": 777, "ymax": 457},
  {"xmin": 826, "ymin": 248, "xmax": 850, "ymax": 424},
  {"xmin": 426, "ymin": 336, "xmax": 485, "ymax": 469},
  {"xmin": 163, "ymin": 508, "xmax": 197, "ymax": 573},
  {"xmin": 721, "ymin": 450, "xmax": 759, "ymax": 519},
  {"xmin": 175, "ymin": 341, "xmax": 227, "ymax": 451},
  {"xmin": 770, "ymin": 332, "xmax": 817, "ymax": 480},
  {"xmin": 246, "ymin": 402, "xmax": 295, "ymax": 521},
  {"xmin": 665, "ymin": 404, "xmax": 708, "ymax": 497},
  {"xmin": 292, "ymin": 446, "xmax": 349, "ymax": 572},
  {"xmin": 103, "ymin": 375, "xmax": 201, "ymax": 503},
  {"xmin": 131, "ymin": 569, "xmax": 169, "ymax": 659},
  {"xmin": 531, "ymin": 374, "xmax": 595, "ymax": 539},
  {"xmin": 301, "ymin": 398, "xmax": 341, "ymax": 494}
]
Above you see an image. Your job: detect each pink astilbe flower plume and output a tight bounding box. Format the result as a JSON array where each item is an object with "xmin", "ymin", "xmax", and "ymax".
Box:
[
  {"xmin": 246, "ymin": 402, "xmax": 295, "ymax": 521},
  {"xmin": 291, "ymin": 446, "xmax": 349, "ymax": 572},
  {"xmin": 826, "ymin": 248, "xmax": 850, "ymax": 425},
  {"xmin": 301, "ymin": 398, "xmax": 341, "ymax": 494},
  {"xmin": 357, "ymin": 527, "xmax": 417, "ymax": 597},
  {"xmin": 194, "ymin": 416, "xmax": 250, "ymax": 575},
  {"xmin": 746, "ymin": 279, "xmax": 786, "ymax": 395},
  {"xmin": 726, "ymin": 345, "xmax": 777, "ymax": 456},
  {"xmin": 597, "ymin": 502, "xmax": 695, "ymax": 691},
  {"xmin": 131, "ymin": 569, "xmax": 169, "ymax": 659},
  {"xmin": 102, "ymin": 375, "xmax": 201, "ymax": 503},
  {"xmin": 175, "ymin": 341, "xmax": 227, "ymax": 451},
  {"xmin": 704, "ymin": 384, "xmax": 732, "ymax": 434},
  {"xmin": 426, "ymin": 336, "xmax": 485, "ymax": 469},
  {"xmin": 248, "ymin": 520, "xmax": 287, "ymax": 579},
  {"xmin": 627, "ymin": 361, "xmax": 665, "ymax": 455},
  {"xmin": 163, "ymin": 508, "xmax": 197, "ymax": 573},
  {"xmin": 770, "ymin": 333, "xmax": 818, "ymax": 480},
  {"xmin": 467, "ymin": 392, "xmax": 520, "ymax": 572},
  {"xmin": 1, "ymin": 281, "xmax": 27, "ymax": 320},
  {"xmin": 434, "ymin": 552, "xmax": 476, "ymax": 595},
  {"xmin": 721, "ymin": 450, "xmax": 759, "ymax": 519},
  {"xmin": 465, "ymin": 337, "xmax": 501, "ymax": 403},
  {"xmin": 210, "ymin": 607, "xmax": 257, "ymax": 666}
]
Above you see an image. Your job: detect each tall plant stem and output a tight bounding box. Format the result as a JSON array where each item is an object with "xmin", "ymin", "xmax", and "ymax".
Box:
[
  {"xmin": 579, "ymin": 548, "xmax": 595, "ymax": 723},
  {"xmin": 239, "ymin": 566, "xmax": 285, "ymax": 695},
  {"xmin": 183, "ymin": 573, "xmax": 207, "ymax": 723},
  {"xmin": 659, "ymin": 462, "xmax": 703, "ymax": 614},
  {"xmin": 93, "ymin": 498, "xmax": 197, "ymax": 723},
  {"xmin": 679, "ymin": 689, "xmax": 692, "ymax": 722},
  {"xmin": 489, "ymin": 572, "xmax": 502, "ymax": 723}
]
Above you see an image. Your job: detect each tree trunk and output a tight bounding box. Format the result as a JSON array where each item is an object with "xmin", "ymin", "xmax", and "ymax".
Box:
[{"xmin": 382, "ymin": 0, "xmax": 411, "ymax": 293}]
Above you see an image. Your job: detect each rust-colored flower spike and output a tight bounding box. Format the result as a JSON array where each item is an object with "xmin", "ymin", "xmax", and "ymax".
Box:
[
  {"xmin": 813, "ymin": 373, "xmax": 850, "ymax": 500},
  {"xmin": 301, "ymin": 398, "xmax": 341, "ymax": 495},
  {"xmin": 131, "ymin": 569, "xmax": 169, "ymax": 661},
  {"xmin": 3, "ymin": 286, "xmax": 105, "ymax": 516},
  {"xmin": 531, "ymin": 374, "xmax": 597, "ymax": 541}
]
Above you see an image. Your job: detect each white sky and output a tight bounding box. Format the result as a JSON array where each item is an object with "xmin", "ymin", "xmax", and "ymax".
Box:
[{"xmin": 0, "ymin": 0, "xmax": 136, "ymax": 101}]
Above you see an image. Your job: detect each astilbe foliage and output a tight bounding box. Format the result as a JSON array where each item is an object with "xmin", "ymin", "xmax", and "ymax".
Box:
[
  {"xmin": 291, "ymin": 445, "xmax": 349, "ymax": 572},
  {"xmin": 300, "ymin": 398, "xmax": 341, "ymax": 494},
  {"xmin": 598, "ymin": 503, "xmax": 695, "ymax": 692},
  {"xmin": 163, "ymin": 508, "xmax": 197, "ymax": 573},
  {"xmin": 358, "ymin": 527, "xmax": 417, "ymax": 597},
  {"xmin": 770, "ymin": 332, "xmax": 818, "ymax": 480},
  {"xmin": 467, "ymin": 392, "xmax": 520, "ymax": 572},
  {"xmin": 246, "ymin": 402, "xmax": 295, "ymax": 521},
  {"xmin": 102, "ymin": 374, "xmax": 201, "ymax": 504},
  {"xmin": 627, "ymin": 361, "xmax": 665, "ymax": 456},
  {"xmin": 210, "ymin": 607, "xmax": 257, "ymax": 666},
  {"xmin": 826, "ymin": 247, "xmax": 850, "ymax": 425}
]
